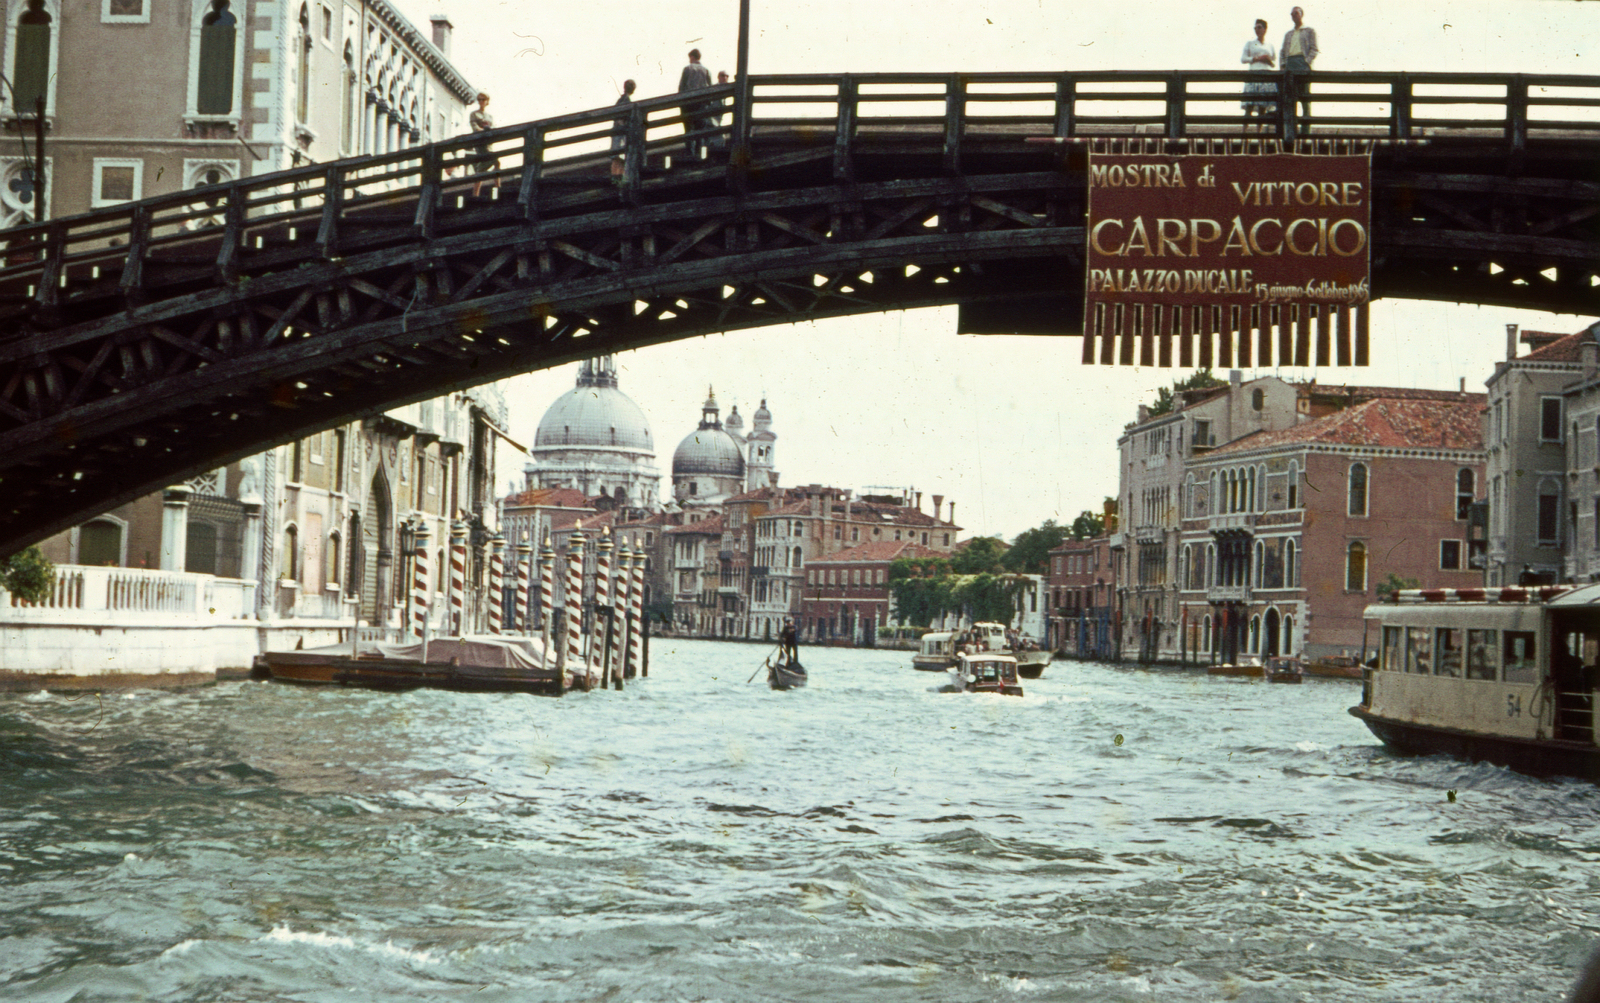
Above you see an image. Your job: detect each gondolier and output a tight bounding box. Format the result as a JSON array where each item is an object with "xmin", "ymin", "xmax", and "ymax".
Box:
[{"xmin": 779, "ymin": 618, "xmax": 799, "ymax": 664}]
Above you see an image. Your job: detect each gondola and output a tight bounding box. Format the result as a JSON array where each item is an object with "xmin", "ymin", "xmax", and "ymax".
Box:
[{"xmin": 767, "ymin": 657, "xmax": 808, "ymax": 690}]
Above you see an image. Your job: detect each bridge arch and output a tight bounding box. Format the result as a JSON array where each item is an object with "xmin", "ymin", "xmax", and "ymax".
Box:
[{"xmin": 0, "ymin": 70, "xmax": 1598, "ymax": 554}]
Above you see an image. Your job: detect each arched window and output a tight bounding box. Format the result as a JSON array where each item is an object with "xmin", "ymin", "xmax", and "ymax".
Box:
[
  {"xmin": 283, "ymin": 525, "xmax": 300, "ymax": 582},
  {"xmin": 1282, "ymin": 614, "xmax": 1295, "ymax": 654},
  {"xmin": 1206, "ymin": 543, "xmax": 1216, "ymax": 586},
  {"xmin": 11, "ymin": 0, "xmax": 53, "ymax": 116},
  {"xmin": 1185, "ymin": 474, "xmax": 1195, "ymax": 517},
  {"xmin": 1251, "ymin": 388, "xmax": 1264, "ymax": 411},
  {"xmin": 1249, "ymin": 615, "xmax": 1261, "ymax": 653},
  {"xmin": 1287, "ymin": 461, "xmax": 1300, "ymax": 509},
  {"xmin": 1257, "ymin": 465, "xmax": 1267, "ymax": 512},
  {"xmin": 1208, "ymin": 471, "xmax": 1217, "ymax": 515},
  {"xmin": 196, "ymin": 1, "xmax": 238, "ymax": 116},
  {"xmin": 78, "ymin": 517, "xmax": 124, "ymax": 567},
  {"xmin": 1254, "ymin": 540, "xmax": 1265, "ymax": 588},
  {"xmin": 1346, "ymin": 540, "xmax": 1367, "ymax": 592},
  {"xmin": 295, "ymin": 5, "xmax": 312, "ymax": 124},
  {"xmin": 1248, "ymin": 466, "xmax": 1258, "ymax": 512},
  {"xmin": 1203, "ymin": 614, "xmax": 1213, "ymax": 652},
  {"xmin": 327, "ymin": 533, "xmax": 341, "ymax": 587},
  {"xmin": 341, "ymin": 41, "xmax": 358, "ymax": 152},
  {"xmin": 1456, "ymin": 468, "xmax": 1475, "ymax": 520},
  {"xmin": 1348, "ymin": 462, "xmax": 1369, "ymax": 517},
  {"xmin": 1284, "ymin": 539, "xmax": 1297, "ymax": 589},
  {"xmin": 793, "ymin": 546, "xmax": 802, "ymax": 567}
]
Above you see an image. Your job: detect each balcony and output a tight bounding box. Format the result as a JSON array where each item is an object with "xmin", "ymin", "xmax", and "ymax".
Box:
[
  {"xmin": 1131, "ymin": 524, "xmax": 1165, "ymax": 545},
  {"xmin": 1208, "ymin": 512, "xmax": 1256, "ymax": 533},
  {"xmin": 1207, "ymin": 583, "xmax": 1252, "ymax": 603},
  {"xmin": 751, "ymin": 566, "xmax": 769, "ymax": 577}
]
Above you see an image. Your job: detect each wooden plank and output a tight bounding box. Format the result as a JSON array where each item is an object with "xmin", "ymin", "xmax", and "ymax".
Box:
[{"xmin": 1335, "ymin": 304, "xmax": 1351, "ymax": 365}]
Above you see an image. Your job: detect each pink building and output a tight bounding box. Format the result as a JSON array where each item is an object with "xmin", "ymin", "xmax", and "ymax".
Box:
[
  {"xmin": 1046, "ymin": 535, "xmax": 1116, "ymax": 659},
  {"xmin": 1178, "ymin": 394, "xmax": 1486, "ymax": 664}
]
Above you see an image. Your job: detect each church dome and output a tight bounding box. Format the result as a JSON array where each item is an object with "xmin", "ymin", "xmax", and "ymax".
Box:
[
  {"xmin": 752, "ymin": 398, "xmax": 772, "ymax": 431},
  {"xmin": 673, "ymin": 427, "xmax": 746, "ymax": 476},
  {"xmin": 533, "ymin": 359, "xmax": 653, "ymax": 452}
]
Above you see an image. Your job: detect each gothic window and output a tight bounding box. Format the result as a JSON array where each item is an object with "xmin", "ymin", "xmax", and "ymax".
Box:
[
  {"xmin": 295, "ymin": 5, "xmax": 313, "ymax": 125},
  {"xmin": 1251, "ymin": 388, "xmax": 1264, "ymax": 411},
  {"xmin": 1346, "ymin": 541, "xmax": 1367, "ymax": 592},
  {"xmin": 11, "ymin": 1, "xmax": 53, "ymax": 116},
  {"xmin": 1348, "ymin": 462, "xmax": 1369, "ymax": 517},
  {"xmin": 341, "ymin": 42, "xmax": 358, "ymax": 152},
  {"xmin": 1287, "ymin": 461, "xmax": 1299, "ymax": 509},
  {"xmin": 1284, "ymin": 538, "xmax": 1297, "ymax": 588},
  {"xmin": 1456, "ymin": 468, "xmax": 1475, "ymax": 520},
  {"xmin": 0, "ymin": 157, "xmax": 49, "ymax": 226},
  {"xmin": 283, "ymin": 525, "xmax": 300, "ymax": 581},
  {"xmin": 197, "ymin": 1, "xmax": 239, "ymax": 116},
  {"xmin": 1254, "ymin": 540, "xmax": 1264, "ymax": 588},
  {"xmin": 1282, "ymin": 615, "xmax": 1294, "ymax": 654}
]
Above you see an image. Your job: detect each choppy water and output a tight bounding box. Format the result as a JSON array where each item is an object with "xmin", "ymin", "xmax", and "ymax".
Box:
[{"xmin": 3, "ymin": 641, "xmax": 1600, "ymax": 1002}]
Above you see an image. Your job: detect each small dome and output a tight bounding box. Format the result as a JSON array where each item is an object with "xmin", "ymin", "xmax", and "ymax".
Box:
[
  {"xmin": 752, "ymin": 398, "xmax": 772, "ymax": 430},
  {"xmin": 725, "ymin": 405, "xmax": 744, "ymax": 433},
  {"xmin": 534, "ymin": 385, "xmax": 653, "ymax": 451},
  {"xmin": 673, "ymin": 427, "xmax": 746, "ymax": 477}
]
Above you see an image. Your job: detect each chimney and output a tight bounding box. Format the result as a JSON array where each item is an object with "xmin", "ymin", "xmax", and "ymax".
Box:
[
  {"xmin": 948, "ymin": 501, "xmax": 956, "ymax": 527},
  {"xmin": 1506, "ymin": 323, "xmax": 1519, "ymax": 361},
  {"xmin": 1229, "ymin": 369, "xmax": 1242, "ymax": 387},
  {"xmin": 430, "ymin": 15, "xmax": 453, "ymax": 57},
  {"xmin": 1459, "ymin": 377, "xmax": 1466, "ymax": 394},
  {"xmin": 915, "ymin": 490, "xmax": 923, "ymax": 512},
  {"xmin": 932, "ymin": 494, "xmax": 944, "ymax": 521},
  {"xmin": 1584, "ymin": 338, "xmax": 1599, "ymax": 382}
]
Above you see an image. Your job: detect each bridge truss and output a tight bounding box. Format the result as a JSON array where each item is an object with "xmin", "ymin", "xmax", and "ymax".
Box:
[{"xmin": 0, "ymin": 70, "xmax": 1597, "ymax": 554}]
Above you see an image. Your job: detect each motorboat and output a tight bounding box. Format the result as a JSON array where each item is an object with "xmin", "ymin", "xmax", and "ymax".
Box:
[
  {"xmin": 914, "ymin": 621, "xmax": 1051, "ymax": 677},
  {"xmin": 943, "ymin": 652, "xmax": 1024, "ymax": 697},
  {"xmin": 1264, "ymin": 655, "xmax": 1305, "ymax": 683}
]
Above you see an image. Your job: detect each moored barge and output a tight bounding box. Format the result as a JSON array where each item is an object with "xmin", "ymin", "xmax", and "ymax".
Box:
[{"xmin": 1351, "ymin": 585, "xmax": 1600, "ymax": 779}]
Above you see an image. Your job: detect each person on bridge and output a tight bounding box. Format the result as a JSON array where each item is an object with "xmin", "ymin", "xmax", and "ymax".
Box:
[
  {"xmin": 469, "ymin": 92, "xmax": 498, "ymax": 197},
  {"xmin": 1240, "ymin": 19, "xmax": 1277, "ymax": 132},
  {"xmin": 779, "ymin": 618, "xmax": 799, "ymax": 664},
  {"xmin": 611, "ymin": 79, "xmax": 637, "ymax": 159},
  {"xmin": 1281, "ymin": 6, "xmax": 1318, "ymax": 132},
  {"xmin": 678, "ymin": 48, "xmax": 713, "ymax": 160}
]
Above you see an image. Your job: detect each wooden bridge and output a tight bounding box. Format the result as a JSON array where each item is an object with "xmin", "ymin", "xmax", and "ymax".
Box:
[{"xmin": 0, "ymin": 69, "xmax": 1597, "ymax": 556}]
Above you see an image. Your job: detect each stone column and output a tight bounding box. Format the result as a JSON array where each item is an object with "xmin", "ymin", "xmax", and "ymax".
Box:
[{"xmin": 160, "ymin": 486, "xmax": 192, "ymax": 572}]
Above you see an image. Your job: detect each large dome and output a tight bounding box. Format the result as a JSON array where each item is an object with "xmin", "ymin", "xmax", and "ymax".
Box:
[
  {"xmin": 673, "ymin": 427, "xmax": 745, "ymax": 476},
  {"xmin": 533, "ymin": 359, "xmax": 653, "ymax": 451}
]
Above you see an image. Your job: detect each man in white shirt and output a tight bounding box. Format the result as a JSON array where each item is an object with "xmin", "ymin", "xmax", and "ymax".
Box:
[
  {"xmin": 677, "ymin": 49, "xmax": 713, "ymax": 160},
  {"xmin": 1281, "ymin": 7, "xmax": 1319, "ymax": 131}
]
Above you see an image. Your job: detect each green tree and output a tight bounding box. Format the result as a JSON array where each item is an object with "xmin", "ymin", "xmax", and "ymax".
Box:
[
  {"xmin": 1069, "ymin": 509, "xmax": 1106, "ymax": 540},
  {"xmin": 957, "ymin": 573, "xmax": 1026, "ymax": 625},
  {"xmin": 1002, "ymin": 520, "xmax": 1071, "ymax": 574},
  {"xmin": 1374, "ymin": 572, "xmax": 1421, "ymax": 599},
  {"xmin": 1148, "ymin": 367, "xmax": 1227, "ymax": 417},
  {"xmin": 1, "ymin": 546, "xmax": 55, "ymax": 604},
  {"xmin": 951, "ymin": 536, "xmax": 1007, "ymax": 575},
  {"xmin": 888, "ymin": 556, "xmax": 956, "ymax": 628}
]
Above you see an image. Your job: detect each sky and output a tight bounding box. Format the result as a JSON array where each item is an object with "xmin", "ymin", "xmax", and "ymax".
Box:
[{"xmin": 390, "ymin": 0, "xmax": 1596, "ymax": 542}]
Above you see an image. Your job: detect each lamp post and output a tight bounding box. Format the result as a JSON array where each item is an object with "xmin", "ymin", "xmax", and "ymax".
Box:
[{"xmin": 0, "ymin": 74, "xmax": 46, "ymax": 224}]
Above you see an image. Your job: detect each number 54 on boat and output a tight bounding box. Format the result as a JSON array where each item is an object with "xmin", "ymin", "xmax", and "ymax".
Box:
[{"xmin": 1351, "ymin": 585, "xmax": 1600, "ymax": 780}]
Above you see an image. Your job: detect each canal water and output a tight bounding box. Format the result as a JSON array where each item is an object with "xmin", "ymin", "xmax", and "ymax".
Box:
[{"xmin": 3, "ymin": 641, "xmax": 1599, "ymax": 1002}]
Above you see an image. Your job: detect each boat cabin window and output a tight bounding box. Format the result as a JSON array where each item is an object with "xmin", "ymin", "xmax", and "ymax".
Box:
[
  {"xmin": 1382, "ymin": 626, "xmax": 1403, "ymax": 672},
  {"xmin": 1434, "ymin": 628, "xmax": 1462, "ymax": 677},
  {"xmin": 1466, "ymin": 629, "xmax": 1498, "ymax": 680},
  {"xmin": 1406, "ymin": 627, "xmax": 1432, "ymax": 674},
  {"xmin": 1503, "ymin": 631, "xmax": 1538, "ymax": 684},
  {"xmin": 973, "ymin": 661, "xmax": 1002, "ymax": 681}
]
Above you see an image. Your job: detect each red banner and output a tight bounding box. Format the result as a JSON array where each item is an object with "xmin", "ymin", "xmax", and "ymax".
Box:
[{"xmin": 1083, "ymin": 151, "xmax": 1371, "ymax": 367}]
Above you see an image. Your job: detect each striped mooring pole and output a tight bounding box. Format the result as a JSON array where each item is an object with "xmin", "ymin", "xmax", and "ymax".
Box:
[
  {"xmin": 410, "ymin": 522, "xmax": 432, "ymax": 639},
  {"xmin": 487, "ymin": 532, "xmax": 505, "ymax": 635},
  {"xmin": 448, "ymin": 520, "xmax": 467, "ymax": 636}
]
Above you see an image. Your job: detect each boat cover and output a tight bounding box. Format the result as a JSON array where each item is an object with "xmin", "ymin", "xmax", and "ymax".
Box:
[{"xmin": 368, "ymin": 635, "xmax": 548, "ymax": 669}]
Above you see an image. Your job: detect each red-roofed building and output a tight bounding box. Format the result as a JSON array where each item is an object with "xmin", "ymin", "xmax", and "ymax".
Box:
[
  {"xmin": 666, "ymin": 512, "xmax": 725, "ymax": 635},
  {"xmin": 1177, "ymin": 395, "xmax": 1486, "ymax": 665},
  {"xmin": 801, "ymin": 541, "xmax": 942, "ymax": 645}
]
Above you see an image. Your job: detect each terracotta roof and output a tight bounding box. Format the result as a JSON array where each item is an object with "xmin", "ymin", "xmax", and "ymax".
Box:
[
  {"xmin": 1296, "ymin": 384, "xmax": 1485, "ymax": 403},
  {"xmin": 501, "ymin": 487, "xmax": 594, "ymax": 510},
  {"xmin": 761, "ymin": 500, "xmax": 814, "ymax": 517},
  {"xmin": 811, "ymin": 541, "xmax": 942, "ymax": 564},
  {"xmin": 1208, "ymin": 396, "xmax": 1486, "ymax": 455},
  {"xmin": 666, "ymin": 513, "xmax": 725, "ymax": 535},
  {"xmin": 1521, "ymin": 331, "xmax": 1588, "ymax": 362}
]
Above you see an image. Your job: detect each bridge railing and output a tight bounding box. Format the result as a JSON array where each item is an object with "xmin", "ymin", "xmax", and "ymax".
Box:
[{"xmin": 1, "ymin": 71, "xmax": 1597, "ymax": 307}]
